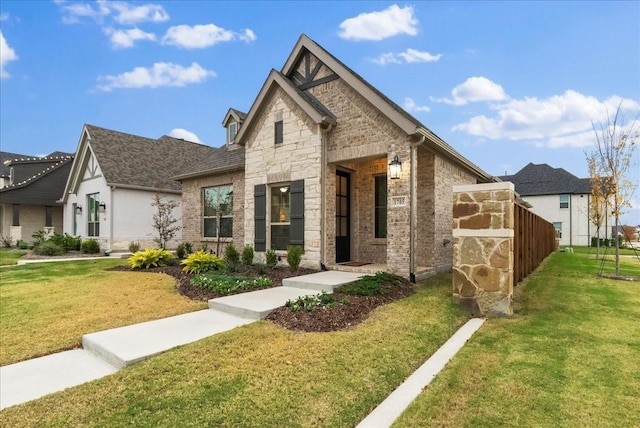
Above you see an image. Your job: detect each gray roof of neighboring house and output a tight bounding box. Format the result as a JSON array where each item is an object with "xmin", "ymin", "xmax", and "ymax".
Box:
[
  {"xmin": 84, "ymin": 125, "xmax": 219, "ymax": 191},
  {"xmin": 174, "ymin": 145, "xmax": 245, "ymax": 180},
  {"xmin": 1, "ymin": 151, "xmax": 32, "ymax": 177},
  {"xmin": 498, "ymin": 163, "xmax": 591, "ymax": 196},
  {"xmin": 0, "ymin": 152, "xmax": 75, "ymax": 205}
]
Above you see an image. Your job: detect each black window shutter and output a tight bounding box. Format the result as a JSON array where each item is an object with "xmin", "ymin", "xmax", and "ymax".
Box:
[
  {"xmin": 290, "ymin": 179, "xmax": 304, "ymax": 249},
  {"xmin": 254, "ymin": 184, "xmax": 266, "ymax": 251}
]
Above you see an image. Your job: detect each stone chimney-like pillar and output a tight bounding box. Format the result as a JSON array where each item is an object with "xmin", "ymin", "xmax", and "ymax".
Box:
[{"xmin": 452, "ymin": 182, "xmax": 515, "ymax": 317}]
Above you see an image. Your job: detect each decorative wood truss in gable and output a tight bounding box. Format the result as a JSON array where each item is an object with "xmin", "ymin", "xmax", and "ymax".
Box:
[{"xmin": 289, "ymin": 49, "xmax": 339, "ymax": 91}]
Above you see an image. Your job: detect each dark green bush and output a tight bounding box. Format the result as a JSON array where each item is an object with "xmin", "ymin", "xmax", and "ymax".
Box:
[
  {"xmin": 81, "ymin": 239, "xmax": 101, "ymax": 254},
  {"xmin": 224, "ymin": 244, "xmax": 240, "ymax": 272},
  {"xmin": 50, "ymin": 233, "xmax": 81, "ymax": 252},
  {"xmin": 191, "ymin": 272, "xmax": 272, "ymax": 295},
  {"xmin": 17, "ymin": 240, "xmax": 28, "ymax": 250},
  {"xmin": 241, "ymin": 245, "xmax": 254, "ymax": 266},
  {"xmin": 176, "ymin": 242, "xmax": 193, "ymax": 259},
  {"xmin": 34, "ymin": 241, "xmax": 64, "ymax": 256},
  {"xmin": 336, "ymin": 271, "xmax": 403, "ymax": 296},
  {"xmin": 31, "ymin": 229, "xmax": 49, "ymax": 246},
  {"xmin": 265, "ymin": 249, "xmax": 278, "ymax": 269},
  {"xmin": 286, "ymin": 245, "xmax": 303, "ymax": 272}
]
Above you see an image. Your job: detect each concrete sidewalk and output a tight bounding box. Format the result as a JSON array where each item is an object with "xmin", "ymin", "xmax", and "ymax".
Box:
[{"xmin": 0, "ymin": 269, "xmax": 363, "ymax": 410}]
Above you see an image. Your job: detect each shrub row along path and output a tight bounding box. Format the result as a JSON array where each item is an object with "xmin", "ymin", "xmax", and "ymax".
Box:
[{"xmin": 1, "ymin": 258, "xmax": 484, "ymax": 427}]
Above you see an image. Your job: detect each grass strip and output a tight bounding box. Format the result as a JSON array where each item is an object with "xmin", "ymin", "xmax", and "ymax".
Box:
[
  {"xmin": 0, "ymin": 259, "xmax": 206, "ymax": 365},
  {"xmin": 0, "ymin": 248, "xmax": 27, "ymax": 266},
  {"xmin": 0, "ymin": 273, "xmax": 469, "ymax": 426}
]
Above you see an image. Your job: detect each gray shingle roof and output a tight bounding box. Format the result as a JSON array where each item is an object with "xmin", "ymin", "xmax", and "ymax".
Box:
[
  {"xmin": 0, "ymin": 151, "xmax": 30, "ymax": 177},
  {"xmin": 498, "ymin": 163, "xmax": 591, "ymax": 196},
  {"xmin": 175, "ymin": 145, "xmax": 245, "ymax": 180},
  {"xmin": 85, "ymin": 125, "xmax": 219, "ymax": 192}
]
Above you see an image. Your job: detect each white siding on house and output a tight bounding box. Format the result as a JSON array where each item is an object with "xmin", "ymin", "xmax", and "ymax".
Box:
[{"xmin": 522, "ymin": 193, "xmax": 595, "ymax": 246}]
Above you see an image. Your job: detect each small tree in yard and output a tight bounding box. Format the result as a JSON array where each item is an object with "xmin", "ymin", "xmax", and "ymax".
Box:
[
  {"xmin": 586, "ymin": 152, "xmax": 608, "ymax": 257},
  {"xmin": 589, "ymin": 103, "xmax": 638, "ymax": 276},
  {"xmin": 151, "ymin": 193, "xmax": 181, "ymax": 249}
]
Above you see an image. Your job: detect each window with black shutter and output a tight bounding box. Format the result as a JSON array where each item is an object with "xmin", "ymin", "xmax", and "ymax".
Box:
[{"xmin": 254, "ymin": 184, "xmax": 266, "ymax": 251}]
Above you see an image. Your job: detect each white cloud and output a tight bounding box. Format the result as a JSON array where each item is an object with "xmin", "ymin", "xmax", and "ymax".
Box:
[
  {"xmin": 161, "ymin": 24, "xmax": 257, "ymax": 49},
  {"xmin": 404, "ymin": 97, "xmax": 430, "ymax": 113},
  {"xmin": 169, "ymin": 128, "xmax": 203, "ymax": 144},
  {"xmin": 103, "ymin": 27, "xmax": 157, "ymax": 49},
  {"xmin": 434, "ymin": 76, "xmax": 507, "ymax": 106},
  {"xmin": 371, "ymin": 48, "xmax": 441, "ymax": 65},
  {"xmin": 96, "ymin": 62, "xmax": 216, "ymax": 91},
  {"xmin": 338, "ymin": 4, "xmax": 418, "ymax": 41},
  {"xmin": 108, "ymin": 1, "xmax": 169, "ymax": 24},
  {"xmin": 60, "ymin": 1, "xmax": 169, "ymax": 25},
  {"xmin": 452, "ymin": 90, "xmax": 640, "ymax": 148},
  {"xmin": 0, "ymin": 31, "xmax": 18, "ymax": 79}
]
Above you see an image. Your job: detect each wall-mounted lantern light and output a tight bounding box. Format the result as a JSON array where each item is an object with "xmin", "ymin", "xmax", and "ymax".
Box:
[
  {"xmin": 98, "ymin": 202, "xmax": 106, "ymax": 213},
  {"xmin": 389, "ymin": 155, "xmax": 402, "ymax": 179},
  {"xmin": 75, "ymin": 205, "xmax": 83, "ymax": 215}
]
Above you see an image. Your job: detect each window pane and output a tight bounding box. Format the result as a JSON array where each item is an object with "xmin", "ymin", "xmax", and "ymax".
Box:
[
  {"xmin": 374, "ymin": 175, "xmax": 387, "ymax": 238},
  {"xmin": 271, "ymin": 225, "xmax": 290, "ymax": 250},
  {"xmin": 204, "ymin": 218, "xmax": 217, "ymax": 237},
  {"xmin": 220, "ymin": 217, "xmax": 233, "ymax": 238},
  {"xmin": 340, "ymin": 196, "xmax": 348, "ymax": 216},
  {"xmin": 375, "ymin": 207, "xmax": 387, "ymax": 238},
  {"xmin": 275, "ymin": 120, "xmax": 283, "ymax": 144},
  {"xmin": 271, "ymin": 186, "xmax": 290, "ymax": 222}
]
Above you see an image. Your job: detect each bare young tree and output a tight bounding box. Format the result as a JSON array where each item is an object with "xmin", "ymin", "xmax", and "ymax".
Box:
[
  {"xmin": 586, "ymin": 152, "xmax": 608, "ymax": 257},
  {"xmin": 151, "ymin": 193, "xmax": 181, "ymax": 249},
  {"xmin": 590, "ymin": 103, "xmax": 638, "ymax": 275}
]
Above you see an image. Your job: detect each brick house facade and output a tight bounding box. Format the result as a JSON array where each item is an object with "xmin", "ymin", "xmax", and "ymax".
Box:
[{"xmin": 177, "ymin": 35, "xmax": 495, "ymax": 280}]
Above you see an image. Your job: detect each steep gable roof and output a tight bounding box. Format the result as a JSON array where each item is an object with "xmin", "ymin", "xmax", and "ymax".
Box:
[
  {"xmin": 0, "ymin": 151, "xmax": 31, "ymax": 177},
  {"xmin": 499, "ymin": 163, "xmax": 591, "ymax": 196},
  {"xmin": 235, "ymin": 34, "xmax": 493, "ymax": 182},
  {"xmin": 62, "ymin": 124, "xmax": 218, "ymax": 200}
]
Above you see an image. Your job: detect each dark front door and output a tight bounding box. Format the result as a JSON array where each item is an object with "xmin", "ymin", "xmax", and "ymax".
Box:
[{"xmin": 336, "ymin": 170, "xmax": 350, "ymax": 263}]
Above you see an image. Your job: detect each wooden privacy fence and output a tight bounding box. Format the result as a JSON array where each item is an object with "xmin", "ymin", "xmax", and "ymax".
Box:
[
  {"xmin": 513, "ymin": 203, "xmax": 557, "ymax": 285},
  {"xmin": 452, "ymin": 182, "xmax": 557, "ymax": 317}
]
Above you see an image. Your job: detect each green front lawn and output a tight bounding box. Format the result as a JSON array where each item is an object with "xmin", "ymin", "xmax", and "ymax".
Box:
[
  {"xmin": 394, "ymin": 251, "xmax": 640, "ymax": 427},
  {"xmin": 0, "ymin": 273, "xmax": 469, "ymax": 426},
  {"xmin": 0, "ymin": 248, "xmax": 27, "ymax": 266},
  {"xmin": 0, "ymin": 259, "xmax": 207, "ymax": 365}
]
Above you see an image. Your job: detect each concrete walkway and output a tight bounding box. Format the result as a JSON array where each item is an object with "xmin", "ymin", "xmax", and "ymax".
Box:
[
  {"xmin": 0, "ymin": 263, "xmax": 486, "ymax": 425},
  {"xmin": 0, "ymin": 269, "xmax": 362, "ymax": 410}
]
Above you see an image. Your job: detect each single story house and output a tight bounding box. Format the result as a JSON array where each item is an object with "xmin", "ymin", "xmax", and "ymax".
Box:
[
  {"xmin": 60, "ymin": 125, "xmax": 218, "ymax": 252},
  {"xmin": 0, "ymin": 151, "xmax": 74, "ymax": 244},
  {"xmin": 176, "ymin": 34, "xmax": 495, "ymax": 280},
  {"xmin": 499, "ymin": 163, "xmax": 596, "ymax": 246}
]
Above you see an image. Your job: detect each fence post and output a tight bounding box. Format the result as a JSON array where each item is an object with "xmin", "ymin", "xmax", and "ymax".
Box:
[{"xmin": 452, "ymin": 182, "xmax": 515, "ymax": 317}]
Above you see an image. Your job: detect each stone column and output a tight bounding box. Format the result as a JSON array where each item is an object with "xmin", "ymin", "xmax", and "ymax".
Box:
[{"xmin": 452, "ymin": 182, "xmax": 515, "ymax": 317}]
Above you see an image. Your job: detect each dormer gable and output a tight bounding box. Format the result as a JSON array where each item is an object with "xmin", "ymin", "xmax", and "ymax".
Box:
[{"xmin": 222, "ymin": 108, "xmax": 247, "ymax": 148}]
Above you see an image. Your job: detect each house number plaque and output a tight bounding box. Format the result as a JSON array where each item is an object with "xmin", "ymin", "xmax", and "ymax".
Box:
[{"xmin": 391, "ymin": 196, "xmax": 407, "ymax": 207}]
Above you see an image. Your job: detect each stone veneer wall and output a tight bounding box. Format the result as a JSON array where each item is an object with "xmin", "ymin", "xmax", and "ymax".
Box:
[
  {"xmin": 181, "ymin": 170, "xmax": 245, "ymax": 252},
  {"xmin": 452, "ymin": 182, "xmax": 516, "ymax": 317}
]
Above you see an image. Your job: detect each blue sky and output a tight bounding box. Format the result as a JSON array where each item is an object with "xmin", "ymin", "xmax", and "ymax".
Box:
[{"xmin": 1, "ymin": 1, "xmax": 639, "ymax": 224}]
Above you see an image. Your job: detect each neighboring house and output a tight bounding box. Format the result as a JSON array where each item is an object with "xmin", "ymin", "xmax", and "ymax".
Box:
[
  {"xmin": 499, "ymin": 163, "xmax": 597, "ymax": 246},
  {"xmin": 0, "ymin": 151, "xmax": 74, "ymax": 243},
  {"xmin": 176, "ymin": 34, "xmax": 495, "ymax": 280},
  {"xmin": 60, "ymin": 125, "xmax": 218, "ymax": 252}
]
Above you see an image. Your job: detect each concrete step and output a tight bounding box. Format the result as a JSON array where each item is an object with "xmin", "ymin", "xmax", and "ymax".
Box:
[
  {"xmin": 208, "ymin": 286, "xmax": 322, "ymax": 319},
  {"xmin": 0, "ymin": 349, "xmax": 118, "ymax": 410},
  {"xmin": 282, "ymin": 271, "xmax": 363, "ymax": 292},
  {"xmin": 82, "ymin": 309, "xmax": 252, "ymax": 368}
]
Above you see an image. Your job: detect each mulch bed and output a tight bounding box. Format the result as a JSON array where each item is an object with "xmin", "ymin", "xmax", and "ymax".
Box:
[{"xmin": 113, "ymin": 264, "xmax": 416, "ymax": 332}]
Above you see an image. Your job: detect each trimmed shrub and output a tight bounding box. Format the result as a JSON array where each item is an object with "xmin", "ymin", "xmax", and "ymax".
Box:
[
  {"xmin": 17, "ymin": 240, "xmax": 28, "ymax": 250},
  {"xmin": 128, "ymin": 241, "xmax": 141, "ymax": 253},
  {"xmin": 176, "ymin": 242, "xmax": 193, "ymax": 259},
  {"xmin": 181, "ymin": 250, "xmax": 224, "ymax": 274},
  {"xmin": 241, "ymin": 245, "xmax": 254, "ymax": 266},
  {"xmin": 286, "ymin": 245, "xmax": 303, "ymax": 272},
  {"xmin": 286, "ymin": 291, "xmax": 336, "ymax": 312},
  {"xmin": 128, "ymin": 248, "xmax": 174, "ymax": 269},
  {"xmin": 34, "ymin": 241, "xmax": 64, "ymax": 256},
  {"xmin": 81, "ymin": 239, "xmax": 101, "ymax": 254},
  {"xmin": 50, "ymin": 233, "xmax": 81, "ymax": 252},
  {"xmin": 336, "ymin": 271, "xmax": 403, "ymax": 296},
  {"xmin": 224, "ymin": 244, "xmax": 240, "ymax": 272},
  {"xmin": 265, "ymin": 249, "xmax": 278, "ymax": 269}
]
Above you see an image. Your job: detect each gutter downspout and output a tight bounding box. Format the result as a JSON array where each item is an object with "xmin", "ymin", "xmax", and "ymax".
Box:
[
  {"xmin": 569, "ymin": 194, "xmax": 573, "ymax": 247},
  {"xmin": 320, "ymin": 123, "xmax": 333, "ymax": 270},
  {"xmin": 409, "ymin": 134, "xmax": 426, "ymax": 283},
  {"xmin": 109, "ymin": 186, "xmax": 115, "ymax": 253}
]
